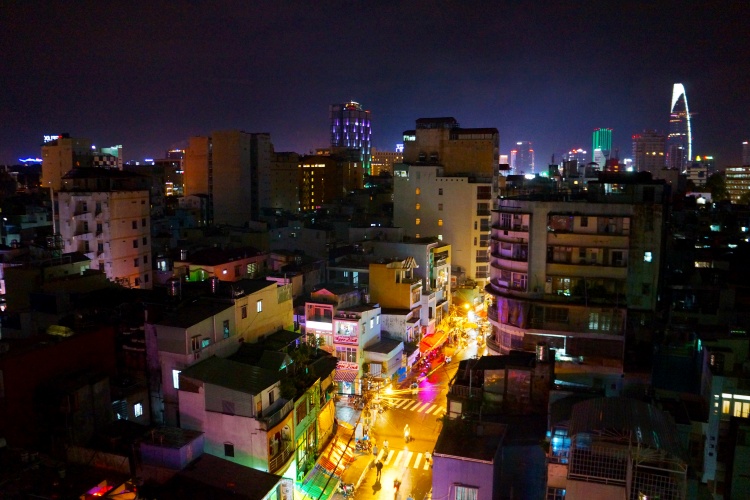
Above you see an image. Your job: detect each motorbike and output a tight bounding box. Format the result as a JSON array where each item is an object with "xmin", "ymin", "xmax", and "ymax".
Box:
[
  {"xmin": 355, "ymin": 440, "xmax": 372, "ymax": 452},
  {"xmin": 338, "ymin": 482, "xmax": 355, "ymax": 497}
]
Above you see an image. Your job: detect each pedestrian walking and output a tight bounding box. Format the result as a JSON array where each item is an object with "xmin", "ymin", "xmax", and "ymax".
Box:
[
  {"xmin": 375, "ymin": 459, "xmax": 383, "ymax": 479},
  {"xmin": 373, "ymin": 444, "xmax": 378, "ymax": 458},
  {"xmin": 383, "ymin": 439, "xmax": 389, "ymax": 454},
  {"xmin": 403, "ymin": 424, "xmax": 410, "ymax": 443}
]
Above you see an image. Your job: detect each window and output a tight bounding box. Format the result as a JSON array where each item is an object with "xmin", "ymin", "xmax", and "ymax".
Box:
[
  {"xmin": 580, "ymin": 216, "xmax": 588, "ymax": 227},
  {"xmin": 370, "ymin": 318, "xmax": 374, "ymax": 328},
  {"xmin": 97, "ymin": 242, "xmax": 104, "ymax": 253},
  {"xmin": 144, "ymin": 273, "xmax": 149, "ymax": 283},
  {"xmin": 336, "ymin": 347, "xmax": 357, "ymax": 363},
  {"xmin": 438, "ymin": 203, "xmax": 443, "ymax": 211},
  {"xmin": 415, "ymin": 188, "xmax": 420, "ymax": 195},
  {"xmin": 172, "ymin": 369, "xmax": 181, "ymax": 389},
  {"xmin": 644, "ymin": 251, "xmax": 653, "ymax": 262},
  {"xmin": 439, "ymin": 188, "xmax": 443, "ymax": 195},
  {"xmin": 134, "ymin": 402, "xmax": 143, "ymax": 418},
  {"xmin": 234, "ymin": 265, "xmax": 241, "ymax": 277},
  {"xmin": 95, "ymin": 202, "xmax": 101, "ymax": 213},
  {"xmin": 242, "ymin": 305, "xmax": 247, "ymax": 319},
  {"xmin": 134, "ymin": 258, "xmax": 139, "ymax": 267},
  {"xmin": 132, "ymin": 221, "xmax": 137, "ymax": 229},
  {"xmin": 143, "ymin": 237, "xmax": 148, "ymax": 245},
  {"xmin": 224, "ymin": 442, "xmax": 235, "ymax": 457},
  {"xmin": 438, "ymin": 219, "xmax": 443, "ymax": 226},
  {"xmin": 415, "ymin": 203, "xmax": 420, "ymax": 210},
  {"xmin": 546, "ymin": 307, "xmax": 569, "ymax": 323},
  {"xmin": 201, "ymin": 338, "xmax": 210, "ymax": 348},
  {"xmin": 256, "ymin": 300, "xmax": 263, "ymax": 313},
  {"xmin": 142, "ymin": 218, "xmax": 146, "ymax": 227},
  {"xmin": 296, "ymin": 400, "xmax": 308, "ymax": 423},
  {"xmin": 133, "ymin": 239, "xmax": 138, "ymax": 248},
  {"xmin": 455, "ymin": 486, "xmax": 478, "ymax": 500},
  {"xmin": 416, "ymin": 218, "xmax": 421, "ymax": 225},
  {"xmin": 96, "ymin": 223, "xmax": 102, "ymax": 234},
  {"xmin": 191, "ymin": 336, "xmax": 201, "ymax": 352},
  {"xmin": 144, "ymin": 255, "xmax": 148, "ymax": 264},
  {"xmin": 223, "ymin": 319, "xmax": 230, "ymax": 338},
  {"xmin": 546, "ymin": 487, "xmax": 566, "ymax": 500},
  {"xmin": 269, "ymin": 390, "xmax": 275, "ymax": 405}
]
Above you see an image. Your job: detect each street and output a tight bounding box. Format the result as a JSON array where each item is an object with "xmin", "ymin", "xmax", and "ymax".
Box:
[{"xmin": 333, "ymin": 338, "xmax": 486, "ymax": 499}]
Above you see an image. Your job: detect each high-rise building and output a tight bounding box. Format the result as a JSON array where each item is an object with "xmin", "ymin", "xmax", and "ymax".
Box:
[
  {"xmin": 725, "ymin": 166, "xmax": 750, "ymax": 203},
  {"xmin": 510, "ymin": 141, "xmax": 534, "ymax": 174},
  {"xmin": 402, "ymin": 117, "xmax": 499, "ymax": 177},
  {"xmin": 330, "ymin": 101, "xmax": 372, "ymax": 175},
  {"xmin": 184, "ymin": 131, "xmax": 272, "ymax": 226},
  {"xmin": 486, "ymin": 173, "xmax": 668, "ymax": 369},
  {"xmin": 397, "ymin": 117, "xmax": 499, "ymax": 287},
  {"xmin": 563, "ymin": 148, "xmax": 588, "ymax": 167},
  {"xmin": 41, "ymin": 134, "xmax": 92, "ymax": 191},
  {"xmin": 667, "ymin": 83, "xmax": 692, "ymax": 170},
  {"xmin": 632, "ymin": 130, "xmax": 665, "ymax": 174},
  {"xmin": 592, "ymin": 128, "xmax": 612, "ymax": 169},
  {"xmin": 371, "ymin": 147, "xmax": 403, "ymax": 176},
  {"xmin": 269, "ymin": 151, "xmax": 300, "ymax": 213},
  {"xmin": 57, "ymin": 168, "xmax": 152, "ymax": 289},
  {"xmin": 743, "ymin": 141, "xmax": 750, "ymax": 165}
]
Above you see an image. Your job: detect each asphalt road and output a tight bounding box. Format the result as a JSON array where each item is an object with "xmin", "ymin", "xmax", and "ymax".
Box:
[{"xmin": 347, "ymin": 340, "xmax": 487, "ymax": 500}]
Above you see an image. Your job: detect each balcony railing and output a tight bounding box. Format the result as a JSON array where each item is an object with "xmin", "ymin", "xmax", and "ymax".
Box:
[
  {"xmin": 449, "ymin": 384, "xmax": 483, "ymax": 399},
  {"xmin": 269, "ymin": 440, "xmax": 294, "ymax": 473},
  {"xmin": 258, "ymin": 399, "xmax": 293, "ymax": 430}
]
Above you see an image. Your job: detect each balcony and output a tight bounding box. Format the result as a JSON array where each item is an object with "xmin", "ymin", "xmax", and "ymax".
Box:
[
  {"xmin": 269, "ymin": 440, "xmax": 294, "ymax": 474},
  {"xmin": 449, "ymin": 384, "xmax": 483, "ymax": 399},
  {"xmin": 258, "ymin": 399, "xmax": 293, "ymax": 430}
]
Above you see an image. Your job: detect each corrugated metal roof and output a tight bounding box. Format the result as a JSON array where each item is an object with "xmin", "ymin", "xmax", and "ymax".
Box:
[{"xmin": 569, "ymin": 397, "xmax": 685, "ymax": 460}]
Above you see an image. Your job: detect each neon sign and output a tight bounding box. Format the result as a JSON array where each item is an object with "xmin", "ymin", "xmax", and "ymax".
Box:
[{"xmin": 43, "ymin": 135, "xmax": 60, "ymax": 143}]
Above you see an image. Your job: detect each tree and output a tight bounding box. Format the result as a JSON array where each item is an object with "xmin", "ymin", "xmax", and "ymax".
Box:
[{"xmin": 705, "ymin": 172, "xmax": 728, "ymax": 202}]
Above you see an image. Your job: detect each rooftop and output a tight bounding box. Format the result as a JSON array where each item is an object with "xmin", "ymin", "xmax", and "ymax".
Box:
[
  {"xmin": 155, "ymin": 300, "xmax": 233, "ymax": 329},
  {"xmin": 364, "ymin": 338, "xmax": 403, "ymax": 354},
  {"xmin": 160, "ymin": 454, "xmax": 284, "ymax": 500},
  {"xmin": 180, "ymin": 356, "xmax": 281, "ymax": 395},
  {"xmin": 434, "ymin": 420, "xmax": 506, "ymax": 463}
]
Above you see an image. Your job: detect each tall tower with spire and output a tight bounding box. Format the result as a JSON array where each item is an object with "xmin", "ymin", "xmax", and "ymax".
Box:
[{"xmin": 667, "ymin": 83, "xmax": 692, "ymax": 170}]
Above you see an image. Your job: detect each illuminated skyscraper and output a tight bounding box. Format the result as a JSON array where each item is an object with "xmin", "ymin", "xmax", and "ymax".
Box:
[
  {"xmin": 330, "ymin": 101, "xmax": 372, "ymax": 174},
  {"xmin": 632, "ymin": 130, "xmax": 665, "ymax": 174},
  {"xmin": 510, "ymin": 141, "xmax": 534, "ymax": 173},
  {"xmin": 666, "ymin": 83, "xmax": 692, "ymax": 170},
  {"xmin": 592, "ymin": 128, "xmax": 612, "ymax": 169}
]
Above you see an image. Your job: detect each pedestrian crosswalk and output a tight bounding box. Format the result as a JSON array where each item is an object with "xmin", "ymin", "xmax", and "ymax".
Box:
[
  {"xmin": 387, "ymin": 398, "xmax": 446, "ymax": 416},
  {"xmin": 379, "ymin": 448, "xmax": 432, "ymax": 471}
]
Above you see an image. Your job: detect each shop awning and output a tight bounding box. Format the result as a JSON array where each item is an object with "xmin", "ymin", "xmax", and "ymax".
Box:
[
  {"xmin": 419, "ymin": 330, "xmax": 448, "ymax": 353},
  {"xmin": 334, "ymin": 369, "xmax": 358, "ymax": 383}
]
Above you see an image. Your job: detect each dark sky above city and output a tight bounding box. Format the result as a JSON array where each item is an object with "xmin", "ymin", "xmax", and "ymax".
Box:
[{"xmin": 2, "ymin": 2, "xmax": 749, "ymax": 166}]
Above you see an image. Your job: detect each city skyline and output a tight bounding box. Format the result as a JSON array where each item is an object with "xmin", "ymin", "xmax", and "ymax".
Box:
[{"xmin": 1, "ymin": 2, "xmax": 749, "ymax": 166}]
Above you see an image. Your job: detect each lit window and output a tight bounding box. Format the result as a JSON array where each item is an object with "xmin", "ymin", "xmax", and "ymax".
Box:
[
  {"xmin": 644, "ymin": 251, "xmax": 653, "ymax": 262},
  {"xmin": 242, "ymin": 305, "xmax": 247, "ymax": 319},
  {"xmin": 370, "ymin": 318, "xmax": 374, "ymax": 328},
  {"xmin": 723, "ymin": 400, "xmax": 731, "ymax": 414},
  {"xmin": 223, "ymin": 320, "xmax": 230, "ymax": 338},
  {"xmin": 416, "ymin": 203, "xmax": 421, "ymax": 210},
  {"xmin": 415, "ymin": 188, "xmax": 420, "ymax": 195},
  {"xmin": 438, "ymin": 219, "xmax": 443, "ymax": 226},
  {"xmin": 416, "ymin": 218, "xmax": 421, "ymax": 225},
  {"xmin": 134, "ymin": 402, "xmax": 143, "ymax": 418},
  {"xmin": 172, "ymin": 369, "xmax": 181, "ymax": 389},
  {"xmin": 257, "ymin": 300, "xmax": 263, "ymax": 313},
  {"xmin": 224, "ymin": 442, "xmax": 235, "ymax": 457}
]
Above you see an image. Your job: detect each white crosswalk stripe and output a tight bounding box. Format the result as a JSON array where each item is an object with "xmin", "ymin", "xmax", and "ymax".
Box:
[
  {"xmin": 388, "ymin": 398, "xmax": 446, "ymax": 415},
  {"xmin": 380, "ymin": 449, "xmax": 433, "ymax": 470}
]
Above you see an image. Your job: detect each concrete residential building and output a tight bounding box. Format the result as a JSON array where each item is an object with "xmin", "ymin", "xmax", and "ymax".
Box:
[
  {"xmin": 546, "ymin": 397, "xmax": 687, "ymax": 500},
  {"xmin": 184, "ymin": 131, "xmax": 272, "ymax": 225},
  {"xmin": 393, "ymin": 163, "xmax": 493, "ymax": 287},
  {"xmin": 41, "ymin": 133, "xmax": 92, "ymax": 191},
  {"xmin": 371, "ymin": 147, "xmax": 403, "ymax": 176},
  {"xmin": 402, "ymin": 117, "xmax": 499, "ymax": 177},
  {"xmin": 57, "ymin": 168, "xmax": 152, "ymax": 288},
  {"xmin": 178, "ymin": 356, "xmax": 295, "ymax": 475},
  {"xmin": 486, "ymin": 173, "xmax": 668, "ymax": 368},
  {"xmin": 269, "ymin": 151, "xmax": 300, "ymax": 213},
  {"xmin": 724, "ymin": 166, "xmax": 750, "ymax": 203},
  {"xmin": 632, "ymin": 130, "xmax": 666, "ymax": 174}
]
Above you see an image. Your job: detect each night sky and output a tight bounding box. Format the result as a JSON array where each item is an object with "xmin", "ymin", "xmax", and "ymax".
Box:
[{"xmin": 2, "ymin": 2, "xmax": 749, "ymax": 166}]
